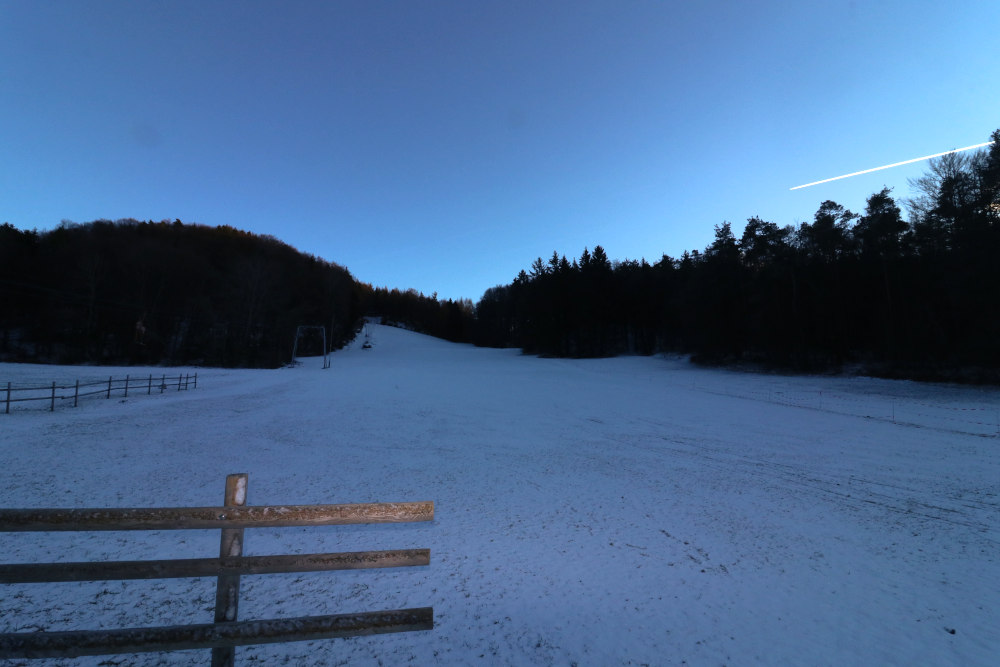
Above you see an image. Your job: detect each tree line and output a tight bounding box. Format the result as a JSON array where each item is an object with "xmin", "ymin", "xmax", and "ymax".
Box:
[
  {"xmin": 3, "ymin": 128, "xmax": 997, "ymax": 380},
  {"xmin": 0, "ymin": 219, "xmax": 363, "ymax": 367},
  {"xmin": 0, "ymin": 217, "xmax": 476, "ymax": 368},
  {"xmin": 360, "ymin": 286, "xmax": 474, "ymax": 343},
  {"xmin": 471, "ymin": 129, "xmax": 1000, "ymax": 382}
]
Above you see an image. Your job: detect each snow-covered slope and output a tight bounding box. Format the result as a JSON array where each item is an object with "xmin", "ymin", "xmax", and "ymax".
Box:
[{"xmin": 1, "ymin": 324, "xmax": 998, "ymax": 665}]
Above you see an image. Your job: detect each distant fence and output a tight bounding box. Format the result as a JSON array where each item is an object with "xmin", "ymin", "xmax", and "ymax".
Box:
[
  {"xmin": 3, "ymin": 373, "xmax": 197, "ymax": 414},
  {"xmin": 691, "ymin": 382, "xmax": 1000, "ymax": 438},
  {"xmin": 0, "ymin": 473, "xmax": 434, "ymax": 664}
]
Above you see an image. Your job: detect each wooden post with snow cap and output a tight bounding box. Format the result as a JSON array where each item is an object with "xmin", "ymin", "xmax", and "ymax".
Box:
[{"xmin": 212, "ymin": 473, "xmax": 247, "ymax": 667}]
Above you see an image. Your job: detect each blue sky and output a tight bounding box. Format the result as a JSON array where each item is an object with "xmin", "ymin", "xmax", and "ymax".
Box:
[{"xmin": 2, "ymin": 1, "xmax": 998, "ymax": 301}]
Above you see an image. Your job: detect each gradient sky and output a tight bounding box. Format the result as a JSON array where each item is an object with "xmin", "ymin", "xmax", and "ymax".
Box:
[{"xmin": 2, "ymin": 1, "xmax": 998, "ymax": 301}]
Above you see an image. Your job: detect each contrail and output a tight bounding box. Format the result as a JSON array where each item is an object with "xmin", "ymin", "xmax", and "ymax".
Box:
[{"xmin": 790, "ymin": 140, "xmax": 995, "ymax": 190}]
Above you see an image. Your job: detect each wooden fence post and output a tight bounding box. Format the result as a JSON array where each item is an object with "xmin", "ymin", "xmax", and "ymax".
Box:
[
  {"xmin": 212, "ymin": 473, "xmax": 248, "ymax": 667},
  {"xmin": 50, "ymin": 381, "xmax": 56, "ymax": 412},
  {"xmin": 74, "ymin": 380, "xmax": 79, "ymax": 408},
  {"xmin": 5, "ymin": 382, "xmax": 9, "ymax": 414},
  {"xmin": 147, "ymin": 374, "xmax": 152, "ymax": 396},
  {"xmin": 106, "ymin": 376, "xmax": 112, "ymax": 400},
  {"xmin": 160, "ymin": 374, "xmax": 166, "ymax": 394},
  {"xmin": 124, "ymin": 375, "xmax": 130, "ymax": 398}
]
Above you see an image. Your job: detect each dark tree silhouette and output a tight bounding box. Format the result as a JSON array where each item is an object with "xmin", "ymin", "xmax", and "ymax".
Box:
[
  {"xmin": 471, "ymin": 128, "xmax": 1000, "ymax": 382},
  {"xmin": 0, "ymin": 220, "xmax": 362, "ymax": 367}
]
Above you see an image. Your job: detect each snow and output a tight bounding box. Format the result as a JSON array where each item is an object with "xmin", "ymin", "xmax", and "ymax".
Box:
[
  {"xmin": 1, "ymin": 323, "xmax": 998, "ymax": 666},
  {"xmin": 232, "ymin": 476, "xmax": 247, "ymax": 508}
]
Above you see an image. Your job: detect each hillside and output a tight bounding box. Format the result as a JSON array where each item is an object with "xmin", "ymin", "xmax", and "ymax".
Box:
[
  {"xmin": 1, "ymin": 323, "xmax": 998, "ymax": 664},
  {"xmin": 0, "ymin": 219, "xmax": 362, "ymax": 368}
]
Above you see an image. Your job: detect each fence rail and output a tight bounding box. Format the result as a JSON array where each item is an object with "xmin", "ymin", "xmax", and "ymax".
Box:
[
  {"xmin": 0, "ymin": 609, "xmax": 433, "ymax": 660},
  {"xmin": 0, "ymin": 474, "xmax": 434, "ymax": 664},
  {"xmin": 690, "ymin": 382, "xmax": 1000, "ymax": 437},
  {"xmin": 3, "ymin": 373, "xmax": 196, "ymax": 413},
  {"xmin": 0, "ymin": 501, "xmax": 434, "ymax": 531}
]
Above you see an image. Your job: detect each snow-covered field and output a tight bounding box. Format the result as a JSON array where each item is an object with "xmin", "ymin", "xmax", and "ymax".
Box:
[{"xmin": 1, "ymin": 323, "xmax": 998, "ymax": 666}]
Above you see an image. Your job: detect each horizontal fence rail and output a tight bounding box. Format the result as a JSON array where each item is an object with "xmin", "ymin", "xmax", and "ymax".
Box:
[
  {"xmin": 0, "ymin": 474, "xmax": 434, "ymax": 665},
  {"xmin": 0, "ymin": 608, "xmax": 434, "ymax": 660},
  {"xmin": 0, "ymin": 549, "xmax": 432, "ymax": 584},
  {"xmin": 0, "ymin": 501, "xmax": 435, "ymax": 531},
  {"xmin": 3, "ymin": 373, "xmax": 196, "ymax": 414},
  {"xmin": 690, "ymin": 382, "xmax": 1000, "ymax": 437}
]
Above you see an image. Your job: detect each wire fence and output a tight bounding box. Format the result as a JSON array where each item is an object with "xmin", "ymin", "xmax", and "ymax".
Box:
[
  {"xmin": 691, "ymin": 382, "xmax": 1000, "ymax": 438},
  {"xmin": 3, "ymin": 373, "xmax": 197, "ymax": 414}
]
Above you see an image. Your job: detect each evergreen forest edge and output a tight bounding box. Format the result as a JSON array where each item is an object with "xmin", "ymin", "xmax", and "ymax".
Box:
[{"xmin": 2, "ymin": 129, "xmax": 998, "ymax": 384}]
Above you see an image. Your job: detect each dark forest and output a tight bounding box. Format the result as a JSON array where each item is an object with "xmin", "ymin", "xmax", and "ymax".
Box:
[
  {"xmin": 2, "ymin": 129, "xmax": 998, "ymax": 381},
  {"xmin": 0, "ymin": 220, "xmax": 362, "ymax": 367},
  {"xmin": 472, "ymin": 130, "xmax": 1000, "ymax": 382}
]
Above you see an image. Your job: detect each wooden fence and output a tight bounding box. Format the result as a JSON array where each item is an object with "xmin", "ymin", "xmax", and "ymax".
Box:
[
  {"xmin": 3, "ymin": 373, "xmax": 197, "ymax": 414},
  {"xmin": 0, "ymin": 474, "xmax": 434, "ymax": 665}
]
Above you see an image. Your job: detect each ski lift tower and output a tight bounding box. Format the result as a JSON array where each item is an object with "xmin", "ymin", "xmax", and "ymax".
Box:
[{"xmin": 290, "ymin": 325, "xmax": 331, "ymax": 369}]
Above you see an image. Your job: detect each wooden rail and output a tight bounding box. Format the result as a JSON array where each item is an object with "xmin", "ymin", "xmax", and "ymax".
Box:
[
  {"xmin": 0, "ymin": 609, "xmax": 434, "ymax": 659},
  {"xmin": 0, "ymin": 474, "xmax": 434, "ymax": 664},
  {"xmin": 0, "ymin": 501, "xmax": 435, "ymax": 531},
  {"xmin": 0, "ymin": 549, "xmax": 432, "ymax": 584}
]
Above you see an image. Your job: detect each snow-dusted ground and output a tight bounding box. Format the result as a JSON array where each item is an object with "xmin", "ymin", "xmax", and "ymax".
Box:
[{"xmin": 1, "ymin": 324, "xmax": 998, "ymax": 666}]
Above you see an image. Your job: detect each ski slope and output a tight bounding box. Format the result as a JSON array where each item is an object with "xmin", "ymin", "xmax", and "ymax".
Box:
[{"xmin": 1, "ymin": 323, "xmax": 998, "ymax": 665}]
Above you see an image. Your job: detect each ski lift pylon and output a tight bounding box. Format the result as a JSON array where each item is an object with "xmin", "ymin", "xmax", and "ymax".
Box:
[{"xmin": 290, "ymin": 325, "xmax": 331, "ymax": 368}]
